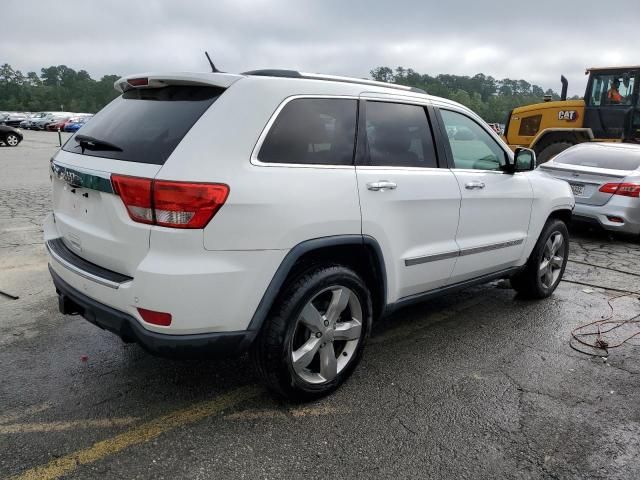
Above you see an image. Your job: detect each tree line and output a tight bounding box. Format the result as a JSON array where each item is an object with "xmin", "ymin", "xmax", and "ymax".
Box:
[
  {"xmin": 0, "ymin": 64, "xmax": 119, "ymax": 113},
  {"xmin": 371, "ymin": 66, "xmax": 574, "ymax": 123},
  {"xmin": 0, "ymin": 63, "xmax": 572, "ymax": 122}
]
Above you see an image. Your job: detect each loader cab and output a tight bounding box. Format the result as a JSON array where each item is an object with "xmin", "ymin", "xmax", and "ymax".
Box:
[{"xmin": 584, "ymin": 67, "xmax": 640, "ymax": 142}]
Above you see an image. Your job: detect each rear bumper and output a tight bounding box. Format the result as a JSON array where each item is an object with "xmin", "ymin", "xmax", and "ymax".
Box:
[
  {"xmin": 573, "ymin": 199, "xmax": 640, "ymax": 235},
  {"xmin": 43, "ymin": 213, "xmax": 286, "ymax": 335},
  {"xmin": 50, "ymin": 265, "xmax": 255, "ymax": 357}
]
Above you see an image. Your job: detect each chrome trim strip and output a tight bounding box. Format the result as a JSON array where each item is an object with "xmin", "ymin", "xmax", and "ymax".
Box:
[
  {"xmin": 46, "ymin": 242, "xmax": 123, "ymax": 289},
  {"xmin": 405, "ymin": 250, "xmax": 459, "ymax": 266},
  {"xmin": 459, "ymin": 238, "xmax": 524, "ymax": 257},
  {"xmin": 356, "ymin": 165, "xmax": 443, "ymax": 172},
  {"xmin": 404, "ymin": 238, "xmax": 525, "ymax": 267},
  {"xmin": 51, "ymin": 161, "xmax": 113, "ymax": 193}
]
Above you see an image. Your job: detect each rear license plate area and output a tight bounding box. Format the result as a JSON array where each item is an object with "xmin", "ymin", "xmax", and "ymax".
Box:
[{"xmin": 569, "ymin": 183, "xmax": 585, "ymax": 196}]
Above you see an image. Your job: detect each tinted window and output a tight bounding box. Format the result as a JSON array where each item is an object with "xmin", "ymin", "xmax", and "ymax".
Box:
[
  {"xmin": 259, "ymin": 98, "xmax": 357, "ymax": 165},
  {"xmin": 440, "ymin": 110, "xmax": 506, "ymax": 171},
  {"xmin": 62, "ymin": 86, "xmax": 223, "ymax": 165},
  {"xmin": 364, "ymin": 102, "xmax": 437, "ymax": 168}
]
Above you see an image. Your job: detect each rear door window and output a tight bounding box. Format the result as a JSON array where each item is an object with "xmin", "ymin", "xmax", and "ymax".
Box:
[
  {"xmin": 62, "ymin": 86, "xmax": 223, "ymax": 165},
  {"xmin": 258, "ymin": 98, "xmax": 357, "ymax": 165},
  {"xmin": 363, "ymin": 101, "xmax": 438, "ymax": 168}
]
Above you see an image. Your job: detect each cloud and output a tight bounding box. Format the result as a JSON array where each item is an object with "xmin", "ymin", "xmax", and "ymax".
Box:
[{"xmin": 2, "ymin": 0, "xmax": 638, "ymax": 96}]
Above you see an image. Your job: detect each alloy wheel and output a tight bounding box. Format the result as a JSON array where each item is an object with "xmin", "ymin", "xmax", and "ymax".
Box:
[
  {"xmin": 6, "ymin": 134, "xmax": 19, "ymax": 146},
  {"xmin": 290, "ymin": 286, "xmax": 363, "ymax": 384},
  {"xmin": 539, "ymin": 231, "xmax": 564, "ymax": 289}
]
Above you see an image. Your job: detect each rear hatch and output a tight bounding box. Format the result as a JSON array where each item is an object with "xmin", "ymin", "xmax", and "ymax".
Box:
[
  {"xmin": 51, "ymin": 74, "xmax": 238, "ymax": 276},
  {"xmin": 539, "ymin": 143, "xmax": 640, "ymax": 206}
]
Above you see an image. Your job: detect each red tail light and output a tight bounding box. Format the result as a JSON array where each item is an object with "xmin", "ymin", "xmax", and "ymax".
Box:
[
  {"xmin": 111, "ymin": 175, "xmax": 154, "ymax": 224},
  {"xmin": 599, "ymin": 182, "xmax": 640, "ymax": 198},
  {"xmin": 111, "ymin": 174, "xmax": 229, "ymax": 228},
  {"xmin": 153, "ymin": 180, "xmax": 229, "ymax": 228},
  {"xmin": 137, "ymin": 308, "xmax": 172, "ymax": 326}
]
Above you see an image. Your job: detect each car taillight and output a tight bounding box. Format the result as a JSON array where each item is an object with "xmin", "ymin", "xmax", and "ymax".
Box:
[
  {"xmin": 154, "ymin": 180, "xmax": 229, "ymax": 228},
  {"xmin": 111, "ymin": 175, "xmax": 154, "ymax": 224},
  {"xmin": 599, "ymin": 182, "xmax": 640, "ymax": 198},
  {"xmin": 111, "ymin": 174, "xmax": 229, "ymax": 229}
]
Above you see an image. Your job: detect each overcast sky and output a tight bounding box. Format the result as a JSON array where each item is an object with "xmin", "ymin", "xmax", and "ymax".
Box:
[{"xmin": 4, "ymin": 0, "xmax": 638, "ymax": 96}]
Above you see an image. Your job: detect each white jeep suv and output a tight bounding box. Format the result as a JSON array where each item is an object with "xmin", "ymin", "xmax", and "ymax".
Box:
[{"xmin": 44, "ymin": 70, "xmax": 574, "ymax": 400}]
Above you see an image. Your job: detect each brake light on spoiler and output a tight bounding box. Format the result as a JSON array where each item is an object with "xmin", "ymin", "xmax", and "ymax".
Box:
[
  {"xmin": 111, "ymin": 175, "xmax": 229, "ymax": 229},
  {"xmin": 116, "ymin": 77, "xmax": 168, "ymax": 92}
]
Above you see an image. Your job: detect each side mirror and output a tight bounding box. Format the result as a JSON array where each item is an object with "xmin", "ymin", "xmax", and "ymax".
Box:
[{"xmin": 512, "ymin": 147, "xmax": 536, "ymax": 172}]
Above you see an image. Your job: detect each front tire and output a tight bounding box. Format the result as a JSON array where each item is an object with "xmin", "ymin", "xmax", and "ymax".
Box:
[
  {"xmin": 252, "ymin": 264, "xmax": 372, "ymax": 401},
  {"xmin": 511, "ymin": 219, "xmax": 569, "ymax": 299},
  {"xmin": 5, "ymin": 134, "xmax": 20, "ymax": 147}
]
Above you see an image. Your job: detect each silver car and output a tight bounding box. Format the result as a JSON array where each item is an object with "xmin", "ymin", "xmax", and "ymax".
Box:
[{"xmin": 539, "ymin": 143, "xmax": 640, "ymax": 235}]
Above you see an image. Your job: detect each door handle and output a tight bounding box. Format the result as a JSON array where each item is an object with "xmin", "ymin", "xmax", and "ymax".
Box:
[
  {"xmin": 367, "ymin": 181, "xmax": 397, "ymax": 191},
  {"xmin": 465, "ymin": 181, "xmax": 485, "ymax": 190}
]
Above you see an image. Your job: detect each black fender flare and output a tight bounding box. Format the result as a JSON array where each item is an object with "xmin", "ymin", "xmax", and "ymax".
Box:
[{"xmin": 246, "ymin": 235, "xmax": 387, "ymax": 335}]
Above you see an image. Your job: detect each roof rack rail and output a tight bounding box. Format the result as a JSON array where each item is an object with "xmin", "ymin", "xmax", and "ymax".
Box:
[{"xmin": 242, "ymin": 69, "xmax": 426, "ymax": 94}]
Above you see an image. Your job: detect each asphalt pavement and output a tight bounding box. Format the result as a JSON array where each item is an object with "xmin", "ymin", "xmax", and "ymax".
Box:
[{"xmin": 1, "ymin": 131, "xmax": 640, "ymax": 479}]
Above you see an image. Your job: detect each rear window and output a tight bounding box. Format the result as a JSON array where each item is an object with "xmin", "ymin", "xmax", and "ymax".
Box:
[
  {"xmin": 62, "ymin": 86, "xmax": 223, "ymax": 165},
  {"xmin": 258, "ymin": 98, "xmax": 357, "ymax": 165},
  {"xmin": 555, "ymin": 148, "xmax": 640, "ymax": 171}
]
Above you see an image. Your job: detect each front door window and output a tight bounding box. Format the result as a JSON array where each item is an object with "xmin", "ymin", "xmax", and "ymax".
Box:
[{"xmin": 439, "ymin": 109, "xmax": 507, "ymax": 171}]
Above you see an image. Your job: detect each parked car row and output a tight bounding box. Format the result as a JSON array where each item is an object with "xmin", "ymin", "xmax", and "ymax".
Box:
[
  {"xmin": 18, "ymin": 112, "xmax": 93, "ymax": 131},
  {"xmin": 1, "ymin": 111, "xmax": 93, "ymax": 132},
  {"xmin": 45, "ymin": 115, "xmax": 93, "ymax": 132},
  {"xmin": 0, "ymin": 110, "xmax": 94, "ymax": 147}
]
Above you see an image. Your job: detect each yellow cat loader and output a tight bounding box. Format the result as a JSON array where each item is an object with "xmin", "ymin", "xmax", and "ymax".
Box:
[{"xmin": 503, "ymin": 66, "xmax": 640, "ymax": 163}]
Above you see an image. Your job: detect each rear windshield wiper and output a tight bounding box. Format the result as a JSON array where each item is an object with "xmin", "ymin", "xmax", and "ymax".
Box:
[{"xmin": 75, "ymin": 134, "xmax": 123, "ymax": 153}]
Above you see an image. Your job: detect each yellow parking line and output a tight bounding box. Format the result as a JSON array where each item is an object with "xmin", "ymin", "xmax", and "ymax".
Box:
[
  {"xmin": 0, "ymin": 417, "xmax": 138, "ymax": 434},
  {"xmin": 10, "ymin": 386, "xmax": 259, "ymax": 480},
  {"xmin": 289, "ymin": 404, "xmax": 341, "ymax": 418},
  {"xmin": 0, "ymin": 403, "xmax": 51, "ymax": 425},
  {"xmin": 223, "ymin": 403, "xmax": 342, "ymax": 421}
]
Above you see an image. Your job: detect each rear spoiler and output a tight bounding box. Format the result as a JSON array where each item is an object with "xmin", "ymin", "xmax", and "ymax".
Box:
[{"xmin": 114, "ymin": 72, "xmax": 243, "ymax": 93}]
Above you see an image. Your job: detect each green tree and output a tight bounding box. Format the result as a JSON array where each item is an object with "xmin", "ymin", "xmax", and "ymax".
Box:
[
  {"xmin": 370, "ymin": 66, "xmax": 562, "ymax": 123},
  {"xmin": 0, "ymin": 64, "xmax": 120, "ymax": 113}
]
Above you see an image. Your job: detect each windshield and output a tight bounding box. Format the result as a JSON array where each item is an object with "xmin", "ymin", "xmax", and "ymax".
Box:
[{"xmin": 62, "ymin": 85, "xmax": 223, "ymax": 165}]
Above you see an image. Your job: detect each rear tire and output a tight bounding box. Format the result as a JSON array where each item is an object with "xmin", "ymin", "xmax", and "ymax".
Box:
[
  {"xmin": 536, "ymin": 141, "xmax": 574, "ymax": 164},
  {"xmin": 511, "ymin": 219, "xmax": 569, "ymax": 299},
  {"xmin": 251, "ymin": 264, "xmax": 372, "ymax": 401}
]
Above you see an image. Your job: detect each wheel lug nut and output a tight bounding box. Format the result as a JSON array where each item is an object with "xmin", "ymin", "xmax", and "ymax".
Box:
[
  {"xmin": 324, "ymin": 320, "xmax": 329, "ymax": 327},
  {"xmin": 315, "ymin": 332, "xmax": 322, "ymax": 338}
]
